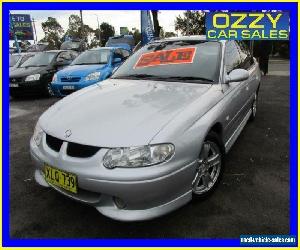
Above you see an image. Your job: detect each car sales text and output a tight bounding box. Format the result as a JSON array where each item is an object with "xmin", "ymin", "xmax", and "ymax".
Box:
[{"xmin": 206, "ymin": 13, "xmax": 289, "ymax": 40}]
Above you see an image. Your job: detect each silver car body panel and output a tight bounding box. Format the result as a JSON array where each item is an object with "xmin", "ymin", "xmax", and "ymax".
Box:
[
  {"xmin": 39, "ymin": 79, "xmax": 212, "ymax": 147},
  {"xmin": 30, "ymin": 37, "xmax": 261, "ymax": 221}
]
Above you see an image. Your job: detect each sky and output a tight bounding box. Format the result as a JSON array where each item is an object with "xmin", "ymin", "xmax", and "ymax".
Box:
[{"xmin": 10, "ymin": 10, "xmax": 185, "ymax": 43}]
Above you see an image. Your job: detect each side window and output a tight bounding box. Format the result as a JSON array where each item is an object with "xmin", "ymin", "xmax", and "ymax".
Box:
[
  {"xmin": 69, "ymin": 51, "xmax": 78, "ymax": 60},
  {"xmin": 237, "ymin": 41, "xmax": 254, "ymax": 70},
  {"xmin": 57, "ymin": 52, "xmax": 72, "ymax": 61},
  {"xmin": 113, "ymin": 49, "xmax": 123, "ymax": 59},
  {"xmin": 121, "ymin": 49, "xmax": 130, "ymax": 59},
  {"xmin": 225, "ymin": 41, "xmax": 241, "ymax": 74}
]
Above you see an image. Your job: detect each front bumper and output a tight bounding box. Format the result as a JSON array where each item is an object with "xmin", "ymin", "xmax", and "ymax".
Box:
[
  {"xmin": 30, "ymin": 134, "xmax": 196, "ymax": 221},
  {"xmin": 51, "ymin": 80, "xmax": 100, "ymax": 97},
  {"xmin": 9, "ymin": 80, "xmax": 45, "ymax": 96}
]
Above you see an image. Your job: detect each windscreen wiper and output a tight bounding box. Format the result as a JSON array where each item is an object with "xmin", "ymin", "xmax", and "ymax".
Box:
[
  {"xmin": 113, "ymin": 74, "xmax": 164, "ymax": 80},
  {"xmin": 166, "ymin": 76, "xmax": 214, "ymax": 83},
  {"xmin": 73, "ymin": 63, "xmax": 100, "ymax": 65}
]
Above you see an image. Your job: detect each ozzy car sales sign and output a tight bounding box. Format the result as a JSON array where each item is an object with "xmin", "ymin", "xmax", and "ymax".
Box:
[
  {"xmin": 10, "ymin": 14, "xmax": 34, "ymax": 40},
  {"xmin": 206, "ymin": 12, "xmax": 289, "ymax": 40}
]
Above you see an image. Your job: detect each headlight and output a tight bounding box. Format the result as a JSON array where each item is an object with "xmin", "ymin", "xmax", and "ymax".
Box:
[
  {"xmin": 52, "ymin": 73, "xmax": 57, "ymax": 82},
  {"xmin": 25, "ymin": 74, "xmax": 40, "ymax": 82},
  {"xmin": 32, "ymin": 122, "xmax": 43, "ymax": 146},
  {"xmin": 84, "ymin": 71, "xmax": 101, "ymax": 81},
  {"xmin": 103, "ymin": 144, "xmax": 175, "ymax": 169}
]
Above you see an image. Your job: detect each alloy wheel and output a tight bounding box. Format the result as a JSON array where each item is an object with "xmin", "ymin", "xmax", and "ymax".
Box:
[
  {"xmin": 47, "ymin": 83, "xmax": 54, "ymax": 97},
  {"xmin": 192, "ymin": 141, "xmax": 222, "ymax": 195}
]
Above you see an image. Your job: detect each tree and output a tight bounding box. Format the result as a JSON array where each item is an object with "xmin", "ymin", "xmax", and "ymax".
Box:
[
  {"xmin": 66, "ymin": 14, "xmax": 94, "ymax": 41},
  {"xmin": 159, "ymin": 27, "xmax": 165, "ymax": 38},
  {"xmin": 41, "ymin": 17, "xmax": 64, "ymax": 49},
  {"xmin": 129, "ymin": 28, "xmax": 141, "ymax": 45},
  {"xmin": 80, "ymin": 24, "xmax": 94, "ymax": 42},
  {"xmin": 66, "ymin": 14, "xmax": 81, "ymax": 38},
  {"xmin": 89, "ymin": 37, "xmax": 100, "ymax": 48},
  {"xmin": 99, "ymin": 22, "xmax": 115, "ymax": 46},
  {"xmin": 175, "ymin": 11, "xmax": 206, "ymax": 36},
  {"xmin": 164, "ymin": 31, "xmax": 177, "ymax": 38}
]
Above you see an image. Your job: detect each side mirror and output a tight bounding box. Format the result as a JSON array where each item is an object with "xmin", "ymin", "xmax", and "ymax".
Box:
[
  {"xmin": 112, "ymin": 57, "xmax": 122, "ymax": 64},
  {"xmin": 225, "ymin": 69, "xmax": 249, "ymax": 83},
  {"xmin": 55, "ymin": 59, "xmax": 70, "ymax": 66}
]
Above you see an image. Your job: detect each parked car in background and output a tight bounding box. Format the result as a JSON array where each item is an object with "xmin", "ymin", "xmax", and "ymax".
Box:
[
  {"xmin": 9, "ymin": 52, "xmax": 36, "ymax": 73},
  {"xmin": 30, "ymin": 36, "xmax": 261, "ymax": 221},
  {"xmin": 9, "ymin": 53, "xmax": 22, "ymax": 69},
  {"xmin": 9, "ymin": 50, "xmax": 78, "ymax": 98},
  {"xmin": 106, "ymin": 35, "xmax": 135, "ymax": 52},
  {"xmin": 10, "ymin": 47, "xmax": 17, "ymax": 54},
  {"xmin": 10, "ymin": 41, "xmax": 31, "ymax": 53},
  {"xmin": 60, "ymin": 38, "xmax": 87, "ymax": 52},
  {"xmin": 27, "ymin": 43, "xmax": 50, "ymax": 52},
  {"xmin": 51, "ymin": 47, "xmax": 130, "ymax": 97}
]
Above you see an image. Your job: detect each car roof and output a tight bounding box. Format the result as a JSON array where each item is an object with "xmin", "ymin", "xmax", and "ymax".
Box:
[
  {"xmin": 11, "ymin": 52, "xmax": 34, "ymax": 56},
  {"xmin": 150, "ymin": 35, "xmax": 226, "ymax": 44},
  {"xmin": 89, "ymin": 47, "xmax": 124, "ymax": 51},
  {"xmin": 44, "ymin": 50, "xmax": 70, "ymax": 53}
]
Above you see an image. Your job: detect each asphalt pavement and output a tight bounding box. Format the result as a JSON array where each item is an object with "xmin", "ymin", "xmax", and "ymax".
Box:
[{"xmin": 9, "ymin": 59, "xmax": 290, "ymax": 238}]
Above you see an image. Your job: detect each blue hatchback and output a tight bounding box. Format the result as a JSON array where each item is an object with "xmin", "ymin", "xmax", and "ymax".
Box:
[{"xmin": 51, "ymin": 47, "xmax": 130, "ymax": 97}]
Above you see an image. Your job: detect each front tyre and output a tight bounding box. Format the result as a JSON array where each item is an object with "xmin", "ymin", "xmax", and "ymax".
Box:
[
  {"xmin": 192, "ymin": 131, "xmax": 224, "ymax": 197},
  {"xmin": 44, "ymin": 83, "xmax": 54, "ymax": 97},
  {"xmin": 249, "ymin": 92, "xmax": 258, "ymax": 121}
]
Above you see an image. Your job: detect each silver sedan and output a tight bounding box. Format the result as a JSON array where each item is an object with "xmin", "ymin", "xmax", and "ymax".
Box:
[{"xmin": 30, "ymin": 36, "xmax": 261, "ymax": 221}]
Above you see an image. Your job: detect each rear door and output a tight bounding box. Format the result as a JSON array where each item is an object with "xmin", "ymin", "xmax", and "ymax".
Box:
[
  {"xmin": 222, "ymin": 41, "xmax": 251, "ymax": 144},
  {"xmin": 236, "ymin": 41, "xmax": 260, "ymax": 109}
]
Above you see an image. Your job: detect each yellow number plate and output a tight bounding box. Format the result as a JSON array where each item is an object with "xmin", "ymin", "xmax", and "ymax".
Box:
[{"xmin": 44, "ymin": 164, "xmax": 77, "ymax": 193}]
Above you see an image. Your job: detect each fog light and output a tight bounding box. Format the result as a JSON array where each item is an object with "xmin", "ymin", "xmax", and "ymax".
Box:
[{"xmin": 113, "ymin": 196, "xmax": 126, "ymax": 209}]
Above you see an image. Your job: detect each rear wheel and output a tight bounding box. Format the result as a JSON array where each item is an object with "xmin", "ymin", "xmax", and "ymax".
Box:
[{"xmin": 192, "ymin": 131, "xmax": 224, "ymax": 197}]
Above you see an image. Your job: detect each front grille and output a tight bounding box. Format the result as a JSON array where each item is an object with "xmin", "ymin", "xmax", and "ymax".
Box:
[
  {"xmin": 67, "ymin": 142, "xmax": 100, "ymax": 158},
  {"xmin": 60, "ymin": 89, "xmax": 76, "ymax": 96},
  {"xmin": 46, "ymin": 134, "xmax": 63, "ymax": 152},
  {"xmin": 45, "ymin": 133, "xmax": 100, "ymax": 158},
  {"xmin": 61, "ymin": 77, "xmax": 81, "ymax": 82}
]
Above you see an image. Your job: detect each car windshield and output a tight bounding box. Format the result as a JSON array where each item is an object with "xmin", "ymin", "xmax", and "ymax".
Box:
[
  {"xmin": 9, "ymin": 54, "xmax": 21, "ymax": 67},
  {"xmin": 71, "ymin": 49, "xmax": 110, "ymax": 65},
  {"xmin": 112, "ymin": 40, "xmax": 221, "ymax": 83},
  {"xmin": 21, "ymin": 52, "xmax": 57, "ymax": 67},
  {"xmin": 18, "ymin": 54, "xmax": 35, "ymax": 67}
]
